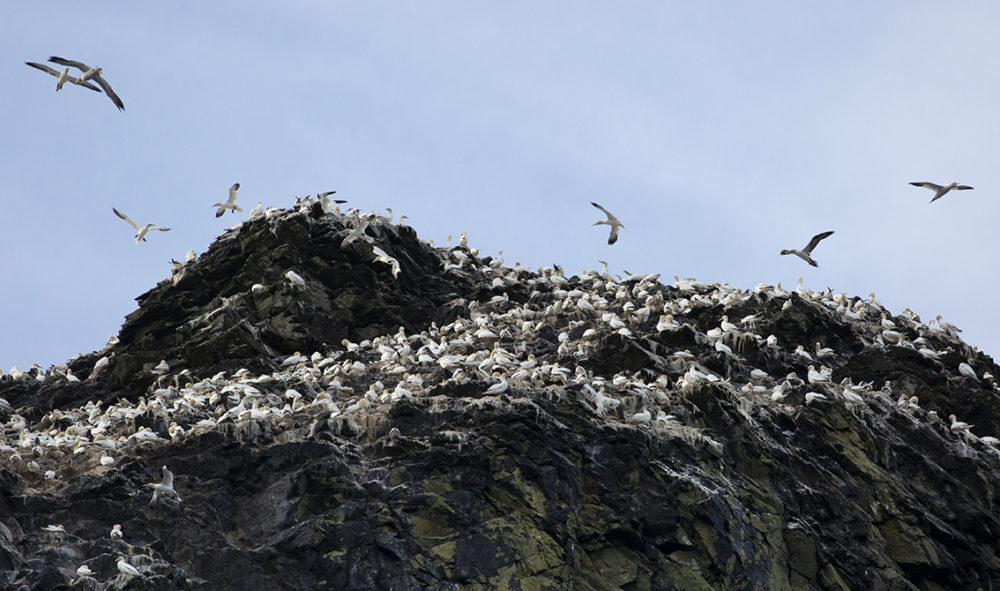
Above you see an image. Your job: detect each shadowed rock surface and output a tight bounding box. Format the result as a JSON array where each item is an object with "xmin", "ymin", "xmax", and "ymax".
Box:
[{"xmin": 2, "ymin": 204, "xmax": 1000, "ymax": 590}]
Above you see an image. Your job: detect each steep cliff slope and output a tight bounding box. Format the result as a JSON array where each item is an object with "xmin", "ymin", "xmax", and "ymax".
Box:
[{"xmin": 2, "ymin": 203, "xmax": 999, "ymax": 590}]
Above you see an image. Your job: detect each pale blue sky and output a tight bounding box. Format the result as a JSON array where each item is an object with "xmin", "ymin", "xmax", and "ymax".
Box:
[{"xmin": 3, "ymin": 3, "xmax": 999, "ymax": 370}]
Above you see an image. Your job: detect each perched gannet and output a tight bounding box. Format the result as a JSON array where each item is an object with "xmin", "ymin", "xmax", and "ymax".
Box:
[
  {"xmin": 804, "ymin": 392, "xmax": 828, "ymax": 405},
  {"xmin": 117, "ymin": 556, "xmax": 141, "ymax": 577},
  {"xmin": 909, "ymin": 181, "xmax": 973, "ymax": 204},
  {"xmin": 113, "ymin": 208, "xmax": 170, "ymax": 244},
  {"xmin": 780, "ymin": 231, "xmax": 834, "ymax": 267},
  {"xmin": 949, "ymin": 414, "xmax": 972, "ymax": 433},
  {"xmin": 214, "ymin": 183, "xmax": 243, "ymax": 217},
  {"xmin": 591, "ymin": 202, "xmax": 624, "ymax": 245},
  {"xmin": 48, "ymin": 56, "xmax": 124, "ymax": 110},
  {"xmin": 147, "ymin": 465, "xmax": 181, "ymax": 504},
  {"xmin": 25, "ymin": 61, "xmax": 101, "ymax": 92},
  {"xmin": 152, "ymin": 359, "xmax": 170, "ymax": 375},
  {"xmin": 248, "ymin": 201, "xmax": 265, "ymax": 219},
  {"xmin": 285, "ymin": 270, "xmax": 306, "ymax": 287},
  {"xmin": 76, "ymin": 564, "xmax": 95, "ymax": 578},
  {"xmin": 958, "ymin": 362, "xmax": 979, "ymax": 381}
]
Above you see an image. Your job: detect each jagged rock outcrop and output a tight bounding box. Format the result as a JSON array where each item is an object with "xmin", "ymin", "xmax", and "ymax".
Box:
[{"xmin": 2, "ymin": 203, "xmax": 1000, "ymax": 590}]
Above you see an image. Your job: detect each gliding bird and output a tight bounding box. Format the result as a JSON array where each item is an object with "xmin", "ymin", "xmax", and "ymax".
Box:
[
  {"xmin": 591, "ymin": 202, "xmax": 624, "ymax": 245},
  {"xmin": 909, "ymin": 181, "xmax": 973, "ymax": 204},
  {"xmin": 214, "ymin": 183, "xmax": 243, "ymax": 217},
  {"xmin": 113, "ymin": 208, "xmax": 170, "ymax": 244},
  {"xmin": 47, "ymin": 56, "xmax": 124, "ymax": 110},
  {"xmin": 780, "ymin": 231, "xmax": 834, "ymax": 267},
  {"xmin": 25, "ymin": 61, "xmax": 101, "ymax": 92}
]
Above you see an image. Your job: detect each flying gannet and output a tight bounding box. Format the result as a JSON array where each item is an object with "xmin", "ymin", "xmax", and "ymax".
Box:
[
  {"xmin": 909, "ymin": 181, "xmax": 973, "ymax": 204},
  {"xmin": 25, "ymin": 61, "xmax": 101, "ymax": 92},
  {"xmin": 214, "ymin": 183, "xmax": 243, "ymax": 217},
  {"xmin": 780, "ymin": 231, "xmax": 834, "ymax": 267},
  {"xmin": 591, "ymin": 202, "xmax": 624, "ymax": 245},
  {"xmin": 317, "ymin": 191, "xmax": 346, "ymax": 213},
  {"xmin": 113, "ymin": 208, "xmax": 170, "ymax": 244},
  {"xmin": 371, "ymin": 245, "xmax": 401, "ymax": 278},
  {"xmin": 47, "ymin": 56, "xmax": 124, "ymax": 110},
  {"xmin": 147, "ymin": 465, "xmax": 181, "ymax": 505}
]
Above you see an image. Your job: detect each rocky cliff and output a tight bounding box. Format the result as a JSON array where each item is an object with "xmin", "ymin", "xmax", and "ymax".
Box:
[{"xmin": 2, "ymin": 202, "xmax": 999, "ymax": 590}]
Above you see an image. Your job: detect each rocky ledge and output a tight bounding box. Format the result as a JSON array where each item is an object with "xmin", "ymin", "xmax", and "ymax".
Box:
[{"xmin": 2, "ymin": 202, "xmax": 999, "ymax": 590}]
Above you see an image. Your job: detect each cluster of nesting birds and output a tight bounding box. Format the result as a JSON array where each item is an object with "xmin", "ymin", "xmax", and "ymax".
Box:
[{"xmin": 2, "ymin": 202, "xmax": 998, "ymax": 583}]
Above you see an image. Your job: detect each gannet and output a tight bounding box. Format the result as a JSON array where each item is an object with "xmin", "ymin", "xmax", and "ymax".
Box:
[
  {"xmin": 25, "ymin": 61, "xmax": 101, "ymax": 92},
  {"xmin": 285, "ymin": 270, "xmax": 306, "ymax": 287},
  {"xmin": 248, "ymin": 201, "xmax": 265, "ymax": 219},
  {"xmin": 371, "ymin": 246, "xmax": 401, "ymax": 278},
  {"xmin": 113, "ymin": 208, "xmax": 170, "ymax": 244},
  {"xmin": 47, "ymin": 56, "xmax": 124, "ymax": 110},
  {"xmin": 317, "ymin": 191, "xmax": 346, "ymax": 213},
  {"xmin": 804, "ymin": 392, "xmax": 828, "ymax": 405},
  {"xmin": 780, "ymin": 231, "xmax": 834, "ymax": 267},
  {"xmin": 958, "ymin": 362, "xmax": 979, "ymax": 381},
  {"xmin": 949, "ymin": 414, "xmax": 972, "ymax": 433},
  {"xmin": 117, "ymin": 556, "xmax": 141, "ymax": 577},
  {"xmin": 147, "ymin": 465, "xmax": 181, "ymax": 504},
  {"xmin": 76, "ymin": 565, "xmax": 95, "ymax": 577},
  {"xmin": 909, "ymin": 181, "xmax": 973, "ymax": 204},
  {"xmin": 591, "ymin": 202, "xmax": 624, "ymax": 245},
  {"xmin": 214, "ymin": 183, "xmax": 242, "ymax": 217}
]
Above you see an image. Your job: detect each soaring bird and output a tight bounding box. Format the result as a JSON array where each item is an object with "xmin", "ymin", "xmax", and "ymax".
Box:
[
  {"xmin": 591, "ymin": 202, "xmax": 624, "ymax": 245},
  {"xmin": 780, "ymin": 231, "xmax": 834, "ymax": 267},
  {"xmin": 47, "ymin": 56, "xmax": 124, "ymax": 110},
  {"xmin": 113, "ymin": 208, "xmax": 170, "ymax": 244},
  {"xmin": 25, "ymin": 61, "xmax": 101, "ymax": 92},
  {"xmin": 214, "ymin": 183, "xmax": 243, "ymax": 217},
  {"xmin": 147, "ymin": 465, "xmax": 181, "ymax": 505},
  {"xmin": 909, "ymin": 181, "xmax": 973, "ymax": 204}
]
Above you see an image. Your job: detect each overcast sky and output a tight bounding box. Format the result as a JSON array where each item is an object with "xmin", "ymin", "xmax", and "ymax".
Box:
[{"xmin": 3, "ymin": 3, "xmax": 999, "ymax": 370}]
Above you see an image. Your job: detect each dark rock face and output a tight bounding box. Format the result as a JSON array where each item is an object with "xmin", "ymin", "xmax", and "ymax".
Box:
[{"xmin": 2, "ymin": 205, "xmax": 1000, "ymax": 590}]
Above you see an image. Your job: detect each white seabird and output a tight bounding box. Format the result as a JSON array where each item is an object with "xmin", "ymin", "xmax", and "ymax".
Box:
[
  {"xmin": 371, "ymin": 246, "xmax": 401, "ymax": 278},
  {"xmin": 117, "ymin": 556, "xmax": 141, "ymax": 577},
  {"xmin": 949, "ymin": 414, "xmax": 973, "ymax": 433},
  {"xmin": 147, "ymin": 465, "xmax": 181, "ymax": 505},
  {"xmin": 25, "ymin": 61, "xmax": 101, "ymax": 92},
  {"xmin": 113, "ymin": 208, "xmax": 170, "ymax": 244},
  {"xmin": 214, "ymin": 183, "xmax": 243, "ymax": 217},
  {"xmin": 780, "ymin": 231, "xmax": 834, "ymax": 267},
  {"xmin": 76, "ymin": 564, "xmax": 95, "ymax": 577},
  {"xmin": 285, "ymin": 270, "xmax": 306, "ymax": 287},
  {"xmin": 909, "ymin": 181, "xmax": 973, "ymax": 204},
  {"xmin": 47, "ymin": 56, "xmax": 124, "ymax": 110},
  {"xmin": 591, "ymin": 202, "xmax": 624, "ymax": 245},
  {"xmin": 317, "ymin": 191, "xmax": 346, "ymax": 213}
]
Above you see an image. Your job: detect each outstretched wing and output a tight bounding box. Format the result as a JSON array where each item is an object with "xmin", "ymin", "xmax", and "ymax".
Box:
[
  {"xmin": 112, "ymin": 207, "xmax": 140, "ymax": 231},
  {"xmin": 25, "ymin": 61, "xmax": 60, "ymax": 77},
  {"xmin": 92, "ymin": 75, "xmax": 124, "ymax": 110},
  {"xmin": 909, "ymin": 181, "xmax": 942, "ymax": 191},
  {"xmin": 803, "ymin": 230, "xmax": 834, "ymax": 254},
  {"xmin": 27, "ymin": 61, "xmax": 101, "ymax": 91},
  {"xmin": 591, "ymin": 201, "xmax": 613, "ymax": 219},
  {"xmin": 48, "ymin": 56, "xmax": 91, "ymax": 72}
]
